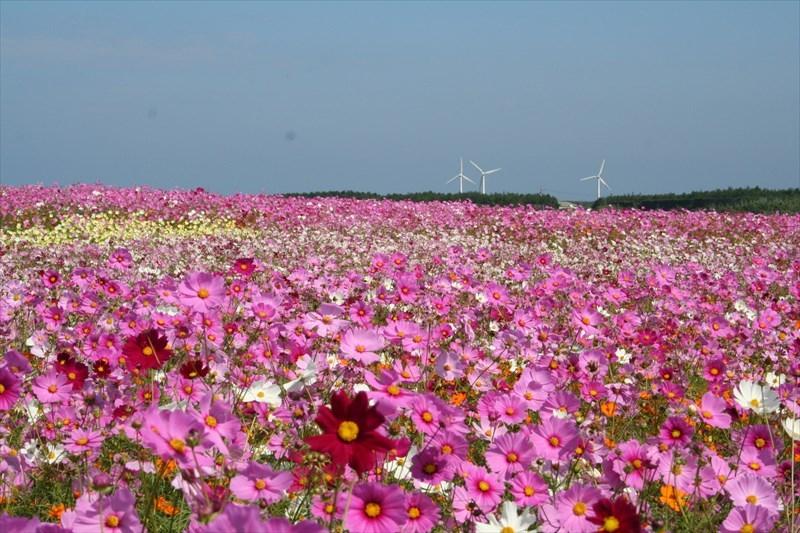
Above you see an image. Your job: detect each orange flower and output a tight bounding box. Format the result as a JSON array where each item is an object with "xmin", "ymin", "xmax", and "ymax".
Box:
[
  {"xmin": 659, "ymin": 484, "xmax": 688, "ymax": 512},
  {"xmin": 450, "ymin": 392, "xmax": 467, "ymax": 406},
  {"xmin": 155, "ymin": 496, "xmax": 178, "ymax": 516},
  {"xmin": 601, "ymin": 401, "xmax": 617, "ymax": 417},
  {"xmin": 49, "ymin": 503, "xmax": 66, "ymax": 520}
]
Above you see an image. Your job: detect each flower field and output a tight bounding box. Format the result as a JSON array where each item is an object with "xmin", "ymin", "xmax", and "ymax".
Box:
[{"xmin": 0, "ymin": 184, "xmax": 799, "ymax": 532}]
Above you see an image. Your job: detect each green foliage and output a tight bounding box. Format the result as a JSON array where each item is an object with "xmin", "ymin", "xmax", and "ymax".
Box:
[
  {"xmin": 592, "ymin": 187, "xmax": 800, "ymax": 213},
  {"xmin": 283, "ymin": 190, "xmax": 560, "ymax": 208}
]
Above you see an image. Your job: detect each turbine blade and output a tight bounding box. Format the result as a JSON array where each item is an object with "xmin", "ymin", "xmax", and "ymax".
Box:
[
  {"xmin": 600, "ymin": 179, "xmax": 611, "ymax": 190},
  {"xmin": 580, "ymin": 176, "xmax": 597, "ymax": 181},
  {"xmin": 598, "ymin": 159, "xmax": 605, "ymax": 176},
  {"xmin": 484, "ymin": 168, "xmax": 501, "ymax": 175},
  {"xmin": 447, "ymin": 176, "xmax": 459, "ymax": 183},
  {"xmin": 469, "ymin": 160, "xmax": 484, "ymax": 173},
  {"xmin": 463, "ymin": 176, "xmax": 476, "ymax": 184}
]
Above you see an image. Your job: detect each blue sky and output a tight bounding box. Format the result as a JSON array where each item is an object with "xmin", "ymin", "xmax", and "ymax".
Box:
[{"xmin": 1, "ymin": 1, "xmax": 798, "ymax": 199}]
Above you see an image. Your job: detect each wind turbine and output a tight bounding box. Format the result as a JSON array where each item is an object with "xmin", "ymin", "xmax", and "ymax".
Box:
[
  {"xmin": 447, "ymin": 158, "xmax": 476, "ymax": 193},
  {"xmin": 580, "ymin": 159, "xmax": 611, "ymax": 200},
  {"xmin": 470, "ymin": 160, "xmax": 502, "ymax": 194}
]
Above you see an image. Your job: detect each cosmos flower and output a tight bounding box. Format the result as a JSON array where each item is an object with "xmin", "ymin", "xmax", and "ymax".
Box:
[
  {"xmin": 344, "ymin": 482, "xmax": 407, "ymax": 533},
  {"xmin": 32, "ymin": 370, "xmax": 72, "ymax": 404},
  {"xmin": 305, "ymin": 390, "xmax": 396, "ymax": 474},
  {"xmin": 509, "ymin": 471, "xmax": 548, "ymax": 506},
  {"xmin": 719, "ymin": 504, "xmax": 777, "ymax": 533},
  {"xmin": 539, "ymin": 484, "xmax": 602, "ymax": 533},
  {"xmin": 229, "ymin": 462, "xmax": 292, "ymax": 503},
  {"xmin": 659, "ymin": 416, "xmax": 693, "ymax": 448},
  {"xmin": 241, "ymin": 379, "xmax": 282, "ymax": 407},
  {"xmin": 340, "ymin": 329, "xmax": 385, "ymax": 364},
  {"xmin": 402, "ymin": 492, "xmax": 440, "ymax": 533},
  {"xmin": 733, "ymin": 381, "xmax": 780, "ymax": 415},
  {"xmin": 475, "ymin": 501, "xmax": 536, "ymax": 533},
  {"xmin": 726, "ymin": 474, "xmax": 781, "ymax": 514},
  {"xmin": 587, "ymin": 496, "xmax": 642, "ymax": 533},
  {"xmin": 178, "ymin": 272, "xmax": 226, "ymax": 314},
  {"xmin": 0, "ymin": 368, "xmax": 21, "ymax": 411},
  {"xmin": 71, "ymin": 488, "xmax": 142, "ymax": 533},
  {"xmin": 485, "ymin": 432, "xmax": 534, "ymax": 478},
  {"xmin": 122, "ymin": 329, "xmax": 172, "ymax": 372},
  {"xmin": 530, "ymin": 417, "xmax": 580, "ymax": 462},
  {"xmin": 698, "ymin": 392, "xmax": 732, "ymax": 428}
]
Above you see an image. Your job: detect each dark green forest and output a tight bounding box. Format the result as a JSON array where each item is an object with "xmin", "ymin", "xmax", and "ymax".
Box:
[{"xmin": 592, "ymin": 187, "xmax": 800, "ymax": 213}]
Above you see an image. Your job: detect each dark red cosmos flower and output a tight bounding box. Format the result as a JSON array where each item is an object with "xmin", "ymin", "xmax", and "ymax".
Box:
[
  {"xmin": 93, "ymin": 358, "xmax": 112, "ymax": 378},
  {"xmin": 122, "ymin": 329, "xmax": 172, "ymax": 373},
  {"xmin": 232, "ymin": 258, "xmax": 257, "ymax": 277},
  {"xmin": 588, "ymin": 496, "xmax": 642, "ymax": 533},
  {"xmin": 305, "ymin": 390, "xmax": 396, "ymax": 474},
  {"xmin": 58, "ymin": 360, "xmax": 89, "ymax": 391},
  {"xmin": 180, "ymin": 359, "xmax": 209, "ymax": 380}
]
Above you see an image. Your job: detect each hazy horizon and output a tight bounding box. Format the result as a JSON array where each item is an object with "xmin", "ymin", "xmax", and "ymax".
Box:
[{"xmin": 1, "ymin": 1, "xmax": 798, "ymax": 200}]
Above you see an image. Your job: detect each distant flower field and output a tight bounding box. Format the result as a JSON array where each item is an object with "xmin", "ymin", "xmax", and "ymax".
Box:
[{"xmin": 0, "ymin": 185, "xmax": 798, "ymax": 532}]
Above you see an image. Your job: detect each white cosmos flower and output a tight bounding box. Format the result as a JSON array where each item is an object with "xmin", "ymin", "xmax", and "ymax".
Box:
[
  {"xmin": 241, "ymin": 380, "xmax": 282, "ymax": 407},
  {"xmin": 733, "ymin": 381, "xmax": 780, "ymax": 415},
  {"xmin": 284, "ymin": 356, "xmax": 318, "ymax": 393},
  {"xmin": 615, "ymin": 348, "xmax": 631, "ymax": 365},
  {"xmin": 475, "ymin": 501, "xmax": 537, "ymax": 533},
  {"xmin": 765, "ymin": 372, "xmax": 786, "ymax": 388},
  {"xmin": 782, "ymin": 418, "xmax": 800, "ymax": 440}
]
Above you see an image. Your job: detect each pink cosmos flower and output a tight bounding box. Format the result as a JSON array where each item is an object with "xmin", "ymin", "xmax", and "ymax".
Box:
[
  {"xmin": 403, "ymin": 492, "xmax": 441, "ymax": 533},
  {"xmin": 510, "ymin": 471, "xmax": 549, "ymax": 506},
  {"xmin": 340, "ymin": 329, "xmax": 385, "ymax": 364},
  {"xmin": 65, "ymin": 429, "xmax": 104, "ymax": 455},
  {"xmin": 0, "ymin": 368, "xmax": 21, "ymax": 410},
  {"xmin": 43, "ymin": 305, "xmax": 66, "ymax": 330},
  {"xmin": 32, "ymin": 370, "xmax": 72, "ymax": 404},
  {"xmin": 178, "ymin": 272, "xmax": 226, "ymax": 314},
  {"xmin": 720, "ymin": 504, "xmax": 777, "ymax": 533},
  {"xmin": 699, "ymin": 392, "xmax": 732, "ymax": 428},
  {"xmin": 659, "ymin": 416, "xmax": 693, "ymax": 448},
  {"xmin": 140, "ymin": 407, "xmax": 211, "ymax": 468},
  {"xmin": 539, "ymin": 484, "xmax": 602, "ymax": 533},
  {"xmin": 726, "ymin": 474, "xmax": 781, "ymax": 514},
  {"xmin": 345, "ymin": 482, "xmax": 407, "ymax": 533},
  {"xmin": 530, "ymin": 417, "xmax": 580, "ymax": 462},
  {"xmin": 71, "ymin": 488, "xmax": 142, "ymax": 533},
  {"xmin": 229, "ymin": 461, "xmax": 292, "ymax": 503},
  {"xmin": 463, "ymin": 464, "xmax": 503, "ymax": 513},
  {"xmin": 485, "ymin": 432, "xmax": 534, "ymax": 478},
  {"xmin": 611, "ymin": 439, "xmax": 654, "ymax": 490}
]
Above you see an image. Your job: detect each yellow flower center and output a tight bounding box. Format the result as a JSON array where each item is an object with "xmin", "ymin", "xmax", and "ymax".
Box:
[
  {"xmin": 754, "ymin": 438, "xmax": 766, "ymax": 449},
  {"xmin": 478, "ymin": 480, "xmax": 490, "ymax": 492},
  {"xmin": 421, "ymin": 411, "xmax": 433, "ymax": 423},
  {"xmin": 740, "ymin": 524, "xmax": 754, "ymax": 533},
  {"xmin": 197, "ymin": 288, "xmax": 209, "ymax": 299},
  {"xmin": 105, "ymin": 515, "xmax": 120, "ymax": 528},
  {"xmin": 365, "ymin": 502, "xmax": 381, "ymax": 518},
  {"xmin": 76, "ymin": 437, "xmax": 89, "ymax": 446},
  {"xmin": 632, "ymin": 459, "xmax": 643, "ymax": 469},
  {"xmin": 0, "ymin": 384, "xmax": 5, "ymax": 394},
  {"xmin": 505, "ymin": 407, "xmax": 515, "ymax": 415},
  {"xmin": 745, "ymin": 495, "xmax": 758, "ymax": 505},
  {"xmin": 387, "ymin": 385, "xmax": 400, "ymax": 396},
  {"xmin": 441, "ymin": 444, "xmax": 453, "ymax": 454},
  {"xmin": 573, "ymin": 502, "xmax": 587, "ymax": 516},
  {"xmin": 749, "ymin": 462, "xmax": 761, "ymax": 471},
  {"xmin": 702, "ymin": 410, "xmax": 713, "ymax": 419},
  {"xmin": 671, "ymin": 429, "xmax": 682, "ymax": 438},
  {"xmin": 205, "ymin": 415, "xmax": 218, "ymax": 428},
  {"xmin": 506, "ymin": 452, "xmax": 518, "ymax": 463},
  {"xmin": 749, "ymin": 399, "xmax": 760, "ymax": 408},
  {"xmin": 549, "ymin": 436, "xmax": 560, "ymax": 447},
  {"xmin": 501, "ymin": 528, "xmax": 515, "ymax": 533},
  {"xmin": 423, "ymin": 463, "xmax": 437, "ymax": 475},
  {"xmin": 142, "ymin": 346, "xmax": 154, "ymax": 357},
  {"xmin": 68, "ymin": 372, "xmax": 77, "ymax": 380},
  {"xmin": 355, "ymin": 345, "xmax": 366, "ymax": 353},
  {"xmin": 324, "ymin": 503, "xmax": 335, "ymax": 514},
  {"xmin": 254, "ymin": 479, "xmax": 267, "ymax": 490},
  {"xmin": 337, "ymin": 421, "xmax": 359, "ymax": 442},
  {"xmin": 524, "ymin": 485, "xmax": 535, "ymax": 496},
  {"xmin": 603, "ymin": 516, "xmax": 621, "ymax": 532},
  {"xmin": 408, "ymin": 506, "xmax": 421, "ymax": 519},
  {"xmin": 169, "ymin": 438, "xmax": 186, "ymax": 454},
  {"xmin": 47, "ymin": 384, "xmax": 58, "ymax": 393}
]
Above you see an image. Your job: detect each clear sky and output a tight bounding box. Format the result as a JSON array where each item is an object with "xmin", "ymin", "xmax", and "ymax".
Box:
[{"xmin": 1, "ymin": 1, "xmax": 798, "ymax": 199}]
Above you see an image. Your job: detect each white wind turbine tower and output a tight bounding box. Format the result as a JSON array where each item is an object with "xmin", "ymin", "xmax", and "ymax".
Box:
[
  {"xmin": 447, "ymin": 158, "xmax": 476, "ymax": 193},
  {"xmin": 580, "ymin": 159, "xmax": 611, "ymax": 200},
  {"xmin": 470, "ymin": 160, "xmax": 502, "ymax": 194}
]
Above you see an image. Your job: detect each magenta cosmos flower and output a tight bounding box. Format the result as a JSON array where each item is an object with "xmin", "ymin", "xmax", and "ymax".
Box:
[
  {"xmin": 539, "ymin": 484, "xmax": 602, "ymax": 533},
  {"xmin": 178, "ymin": 272, "xmax": 226, "ymax": 313},
  {"xmin": 32, "ymin": 370, "xmax": 72, "ymax": 404},
  {"xmin": 510, "ymin": 471, "xmax": 549, "ymax": 506},
  {"xmin": 229, "ymin": 461, "xmax": 292, "ymax": 503},
  {"xmin": 726, "ymin": 474, "xmax": 781, "ymax": 514},
  {"xmin": 403, "ymin": 492, "xmax": 441, "ymax": 533},
  {"xmin": 71, "ymin": 488, "xmax": 142, "ymax": 533},
  {"xmin": 140, "ymin": 407, "xmax": 211, "ymax": 468},
  {"xmin": 659, "ymin": 416, "xmax": 693, "ymax": 448},
  {"xmin": 344, "ymin": 482, "xmax": 407, "ymax": 533},
  {"xmin": 0, "ymin": 368, "xmax": 21, "ymax": 410},
  {"xmin": 340, "ymin": 328, "xmax": 385, "ymax": 364},
  {"xmin": 531, "ymin": 417, "xmax": 580, "ymax": 462},
  {"xmin": 463, "ymin": 464, "xmax": 504, "ymax": 513},
  {"xmin": 485, "ymin": 432, "xmax": 534, "ymax": 478}
]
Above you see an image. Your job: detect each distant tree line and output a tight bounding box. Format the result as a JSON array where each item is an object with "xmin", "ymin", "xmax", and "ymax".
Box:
[
  {"xmin": 283, "ymin": 190, "xmax": 560, "ymax": 208},
  {"xmin": 593, "ymin": 187, "xmax": 800, "ymax": 214}
]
